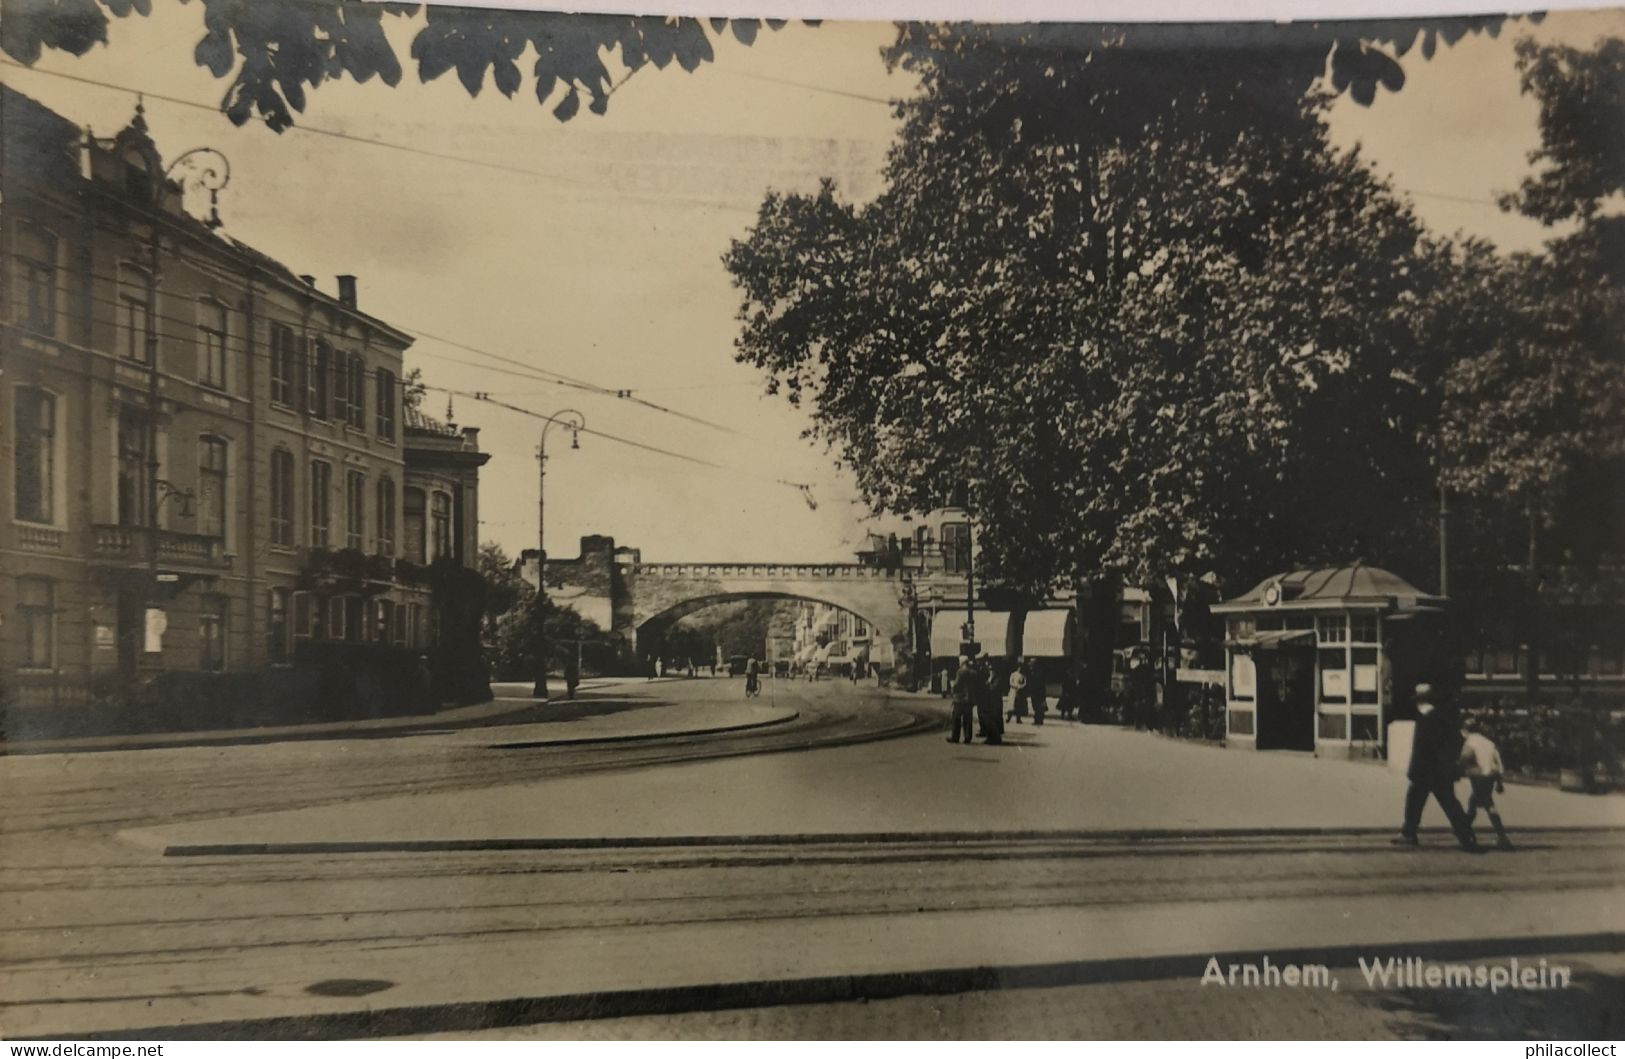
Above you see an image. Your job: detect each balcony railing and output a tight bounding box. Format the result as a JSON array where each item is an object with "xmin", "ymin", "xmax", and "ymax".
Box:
[
  {"xmin": 14, "ymin": 524, "xmax": 65, "ymax": 552},
  {"xmin": 90, "ymin": 524, "xmax": 231, "ymax": 569}
]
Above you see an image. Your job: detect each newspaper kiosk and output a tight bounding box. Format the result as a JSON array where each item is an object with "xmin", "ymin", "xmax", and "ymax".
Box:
[{"xmin": 1213, "ymin": 564, "xmax": 1446, "ymax": 758}]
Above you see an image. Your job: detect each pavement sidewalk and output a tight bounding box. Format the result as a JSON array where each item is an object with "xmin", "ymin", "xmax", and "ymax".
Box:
[{"xmin": 124, "ymin": 719, "xmax": 1625, "ymax": 851}]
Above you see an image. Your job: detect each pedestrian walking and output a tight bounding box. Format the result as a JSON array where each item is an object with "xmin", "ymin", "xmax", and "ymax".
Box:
[
  {"xmin": 948, "ymin": 655, "xmax": 979, "ymax": 745},
  {"xmin": 974, "ymin": 654, "xmax": 1004, "ymax": 745},
  {"xmin": 1460, "ymin": 718, "xmax": 1514, "ymax": 851},
  {"xmin": 563, "ymin": 655, "xmax": 580, "ymax": 700},
  {"xmin": 1006, "ymin": 662, "xmax": 1029, "ymax": 724},
  {"xmin": 1394, "ymin": 684, "xmax": 1479, "ymax": 851},
  {"xmin": 1057, "ymin": 664, "xmax": 1083, "ymax": 722},
  {"xmin": 1027, "ymin": 659, "xmax": 1048, "ymax": 726}
]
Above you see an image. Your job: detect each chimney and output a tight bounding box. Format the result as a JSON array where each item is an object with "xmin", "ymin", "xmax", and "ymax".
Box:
[
  {"xmin": 461, "ymin": 426, "xmax": 480, "ymax": 450},
  {"xmin": 336, "ymin": 274, "xmax": 357, "ymax": 309},
  {"xmin": 298, "ymin": 274, "xmax": 316, "ymax": 288}
]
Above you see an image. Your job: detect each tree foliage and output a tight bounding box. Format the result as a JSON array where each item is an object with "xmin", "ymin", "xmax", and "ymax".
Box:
[
  {"xmin": 4, "ymin": 4, "xmax": 1524, "ymax": 133},
  {"xmin": 1, "ymin": 0, "xmax": 789, "ymax": 131},
  {"xmin": 1442, "ymin": 36, "xmax": 1625, "ymax": 576},
  {"xmin": 476, "ymin": 543, "xmax": 613, "ymax": 678},
  {"xmin": 726, "ymin": 24, "xmax": 1465, "ymax": 595}
]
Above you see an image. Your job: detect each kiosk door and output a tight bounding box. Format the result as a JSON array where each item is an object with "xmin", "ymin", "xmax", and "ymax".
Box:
[{"xmin": 1256, "ymin": 645, "xmax": 1315, "ymax": 751}]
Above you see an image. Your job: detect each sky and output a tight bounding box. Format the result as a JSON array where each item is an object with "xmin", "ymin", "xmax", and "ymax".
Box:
[{"xmin": 3, "ymin": 5, "xmax": 1621, "ymax": 564}]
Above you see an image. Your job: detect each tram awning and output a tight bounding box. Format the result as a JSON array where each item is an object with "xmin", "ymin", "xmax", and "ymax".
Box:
[
  {"xmin": 930, "ymin": 609, "xmax": 1015, "ymax": 658},
  {"xmin": 1021, "ymin": 609, "xmax": 1075, "ymax": 658}
]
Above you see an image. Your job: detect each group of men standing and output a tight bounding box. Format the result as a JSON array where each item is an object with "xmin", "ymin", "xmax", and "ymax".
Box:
[{"xmin": 948, "ymin": 654, "xmax": 1007, "ymax": 746}]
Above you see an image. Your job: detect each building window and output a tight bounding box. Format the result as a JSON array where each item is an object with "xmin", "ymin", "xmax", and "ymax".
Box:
[
  {"xmin": 334, "ymin": 348, "xmax": 351, "ymax": 423},
  {"xmin": 270, "ymin": 324, "xmax": 298, "ymax": 407},
  {"xmin": 197, "ymin": 299, "xmax": 228, "ymax": 390},
  {"xmin": 941, "ymin": 521, "xmax": 970, "ymax": 574},
  {"xmin": 1229, "ymin": 652, "xmax": 1256, "ymax": 700},
  {"xmin": 1317, "ymin": 614, "xmax": 1348, "ymax": 644},
  {"xmin": 200, "ymin": 595, "xmax": 227, "ymax": 671},
  {"xmin": 393, "ymin": 603, "xmax": 408, "ymax": 645},
  {"xmin": 1227, "ymin": 708, "xmax": 1254, "ymax": 736},
  {"xmin": 329, "ymin": 595, "xmax": 364, "ymax": 643},
  {"xmin": 1475, "ymin": 643, "xmax": 1523, "ymax": 677},
  {"xmin": 404, "ymin": 487, "xmax": 426, "ymax": 564},
  {"xmin": 1350, "ymin": 614, "xmax": 1379, "ymax": 644},
  {"xmin": 376, "ymin": 369, "xmax": 396, "ymax": 440},
  {"xmin": 117, "ymin": 407, "xmax": 151, "ymax": 527},
  {"xmin": 1351, "ymin": 646, "xmax": 1379, "ymax": 705},
  {"xmin": 293, "ymin": 591, "xmax": 325, "ymax": 641},
  {"xmin": 197, "ymin": 436, "xmax": 228, "ymax": 540},
  {"xmin": 344, "ymin": 355, "xmax": 366, "ymax": 429},
  {"xmin": 430, "ymin": 490, "xmax": 452, "ymax": 561},
  {"xmin": 1317, "ymin": 711, "xmax": 1349, "ymax": 741},
  {"xmin": 269, "ymin": 449, "xmax": 295, "ymax": 546},
  {"xmin": 308, "ymin": 339, "xmax": 331, "ymax": 419},
  {"xmin": 376, "ymin": 477, "xmax": 396, "ymax": 556},
  {"xmin": 17, "ymin": 577, "xmax": 55, "ymax": 669},
  {"xmin": 310, "ymin": 459, "xmax": 332, "ymax": 548},
  {"xmin": 345, "ymin": 470, "xmax": 366, "ymax": 550},
  {"xmin": 1117, "ymin": 602, "xmax": 1146, "ymax": 648},
  {"xmin": 118, "ymin": 264, "xmax": 153, "ymax": 363},
  {"xmin": 374, "ymin": 598, "xmax": 395, "ymax": 642},
  {"xmin": 14, "ymin": 388, "xmax": 57, "ymax": 524},
  {"xmin": 268, "ymin": 588, "xmax": 290, "ymax": 664},
  {"xmin": 407, "ymin": 602, "xmax": 425, "ymax": 648},
  {"xmin": 1351, "ymin": 713, "xmax": 1381, "ymax": 742},
  {"xmin": 17, "ymin": 225, "xmax": 57, "ymax": 334}
]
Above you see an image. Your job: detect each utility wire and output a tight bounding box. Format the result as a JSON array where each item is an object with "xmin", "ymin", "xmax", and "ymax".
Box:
[
  {"xmin": 0, "ymin": 59, "xmax": 761, "ymax": 217},
  {"xmin": 6, "ymin": 307, "xmax": 816, "ymax": 495},
  {"xmin": 433, "ymin": 386, "xmax": 817, "ymax": 497},
  {"xmin": 3, "ymin": 55, "xmax": 1516, "ymax": 220},
  {"xmin": 8, "ymin": 254, "xmax": 748, "ymax": 436},
  {"xmin": 400, "ymin": 324, "xmax": 745, "ymax": 436}
]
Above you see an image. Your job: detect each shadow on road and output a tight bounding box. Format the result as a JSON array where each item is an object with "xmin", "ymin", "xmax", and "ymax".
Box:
[{"xmin": 1364, "ymin": 961, "xmax": 1625, "ymax": 1039}]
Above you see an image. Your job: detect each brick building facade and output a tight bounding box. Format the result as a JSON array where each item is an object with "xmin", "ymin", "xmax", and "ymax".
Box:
[{"xmin": 1, "ymin": 87, "xmax": 488, "ymax": 734}]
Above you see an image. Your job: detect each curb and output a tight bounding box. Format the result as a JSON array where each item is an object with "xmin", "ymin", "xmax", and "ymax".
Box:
[
  {"xmin": 487, "ymin": 709, "xmax": 799, "ymax": 751},
  {"xmin": 160, "ymin": 823, "xmax": 1625, "ymax": 858}
]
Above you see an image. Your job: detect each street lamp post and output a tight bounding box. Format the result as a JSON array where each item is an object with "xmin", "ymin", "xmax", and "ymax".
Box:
[{"xmin": 532, "ymin": 409, "xmax": 586, "ymax": 699}]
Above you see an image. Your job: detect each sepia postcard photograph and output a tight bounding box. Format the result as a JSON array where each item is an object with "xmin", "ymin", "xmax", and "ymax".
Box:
[{"xmin": 0, "ymin": 0, "xmax": 1622, "ymax": 1043}]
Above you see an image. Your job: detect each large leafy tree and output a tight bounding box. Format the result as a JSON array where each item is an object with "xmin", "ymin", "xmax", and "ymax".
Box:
[
  {"xmin": 1440, "ymin": 36, "xmax": 1625, "ymax": 686},
  {"xmin": 725, "ymin": 23, "xmax": 1457, "ymax": 597},
  {"xmin": 3, "ymin": 4, "xmax": 1518, "ymax": 132}
]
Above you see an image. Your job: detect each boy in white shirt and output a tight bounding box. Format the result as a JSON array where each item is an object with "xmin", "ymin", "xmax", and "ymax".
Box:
[{"xmin": 1460, "ymin": 718, "xmax": 1514, "ymax": 851}]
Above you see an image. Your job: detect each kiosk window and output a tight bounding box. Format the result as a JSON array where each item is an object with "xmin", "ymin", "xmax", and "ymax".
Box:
[{"xmin": 1318, "ymin": 711, "xmax": 1348, "ymax": 740}]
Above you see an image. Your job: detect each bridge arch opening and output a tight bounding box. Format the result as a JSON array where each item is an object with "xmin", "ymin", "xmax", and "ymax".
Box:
[{"xmin": 634, "ymin": 592, "xmax": 898, "ymax": 676}]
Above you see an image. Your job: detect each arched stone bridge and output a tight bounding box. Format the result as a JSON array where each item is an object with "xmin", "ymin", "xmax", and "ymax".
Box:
[{"xmin": 529, "ymin": 535, "xmax": 914, "ymax": 667}]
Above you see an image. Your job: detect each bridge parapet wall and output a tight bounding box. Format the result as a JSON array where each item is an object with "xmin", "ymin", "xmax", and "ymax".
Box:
[{"xmin": 634, "ymin": 563, "xmax": 902, "ymax": 582}]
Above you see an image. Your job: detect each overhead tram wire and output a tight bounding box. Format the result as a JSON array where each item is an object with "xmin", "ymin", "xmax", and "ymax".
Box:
[
  {"xmin": 0, "ymin": 59, "xmax": 760, "ymax": 217},
  {"xmin": 8, "ymin": 256, "xmax": 749, "ymax": 437},
  {"xmin": 5, "ymin": 300, "xmax": 817, "ymax": 497},
  {"xmin": 399, "ymin": 325, "xmax": 746, "ymax": 436},
  {"xmin": 2, "ymin": 59, "xmax": 1515, "ymax": 240},
  {"xmin": 429, "ymin": 386, "xmax": 818, "ymax": 497}
]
